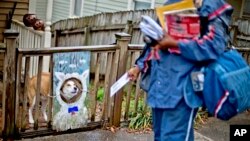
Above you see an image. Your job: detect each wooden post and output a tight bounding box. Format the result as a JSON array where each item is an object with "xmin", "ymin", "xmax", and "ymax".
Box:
[
  {"xmin": 112, "ymin": 33, "xmax": 131, "ymax": 126},
  {"xmin": 83, "ymin": 27, "xmax": 91, "ymax": 45},
  {"xmin": 2, "ymin": 30, "xmax": 19, "ymax": 140},
  {"xmin": 123, "ymin": 20, "xmax": 133, "ymax": 35}
]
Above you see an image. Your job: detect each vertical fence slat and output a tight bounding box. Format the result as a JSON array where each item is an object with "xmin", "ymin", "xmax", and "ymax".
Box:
[
  {"xmin": 143, "ymin": 92, "xmax": 148, "ymax": 113},
  {"xmin": 109, "ymin": 50, "xmax": 120, "ymax": 125},
  {"xmin": 21, "ymin": 57, "xmax": 30, "ymax": 131},
  {"xmin": 91, "ymin": 53, "xmax": 100, "ymax": 121},
  {"xmin": 2, "ymin": 49, "xmax": 7, "ymax": 134},
  {"xmin": 124, "ymin": 51, "xmax": 136, "ymax": 121},
  {"xmin": 47, "ymin": 55, "xmax": 53, "ymax": 128},
  {"xmin": 15, "ymin": 53, "xmax": 23, "ymax": 129},
  {"xmin": 34, "ymin": 56, "xmax": 43, "ymax": 130},
  {"xmin": 134, "ymin": 74, "xmax": 141, "ymax": 116},
  {"xmin": 101, "ymin": 52, "xmax": 113, "ymax": 121}
]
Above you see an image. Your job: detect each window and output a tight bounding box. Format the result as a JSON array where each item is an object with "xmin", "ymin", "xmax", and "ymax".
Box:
[
  {"xmin": 134, "ymin": 1, "xmax": 151, "ymax": 10},
  {"xmin": 74, "ymin": 0, "xmax": 82, "ymax": 16},
  {"xmin": 70, "ymin": 0, "xmax": 83, "ymax": 17}
]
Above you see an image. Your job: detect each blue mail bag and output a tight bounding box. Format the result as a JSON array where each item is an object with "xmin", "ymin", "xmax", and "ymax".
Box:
[{"xmin": 202, "ymin": 49, "xmax": 250, "ymax": 120}]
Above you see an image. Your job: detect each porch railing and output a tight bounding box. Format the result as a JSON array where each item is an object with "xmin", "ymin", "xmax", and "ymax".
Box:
[{"xmin": 11, "ymin": 19, "xmax": 45, "ymax": 77}]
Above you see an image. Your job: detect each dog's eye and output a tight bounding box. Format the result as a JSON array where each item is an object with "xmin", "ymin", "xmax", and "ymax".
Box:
[{"xmin": 67, "ymin": 84, "xmax": 70, "ymax": 87}]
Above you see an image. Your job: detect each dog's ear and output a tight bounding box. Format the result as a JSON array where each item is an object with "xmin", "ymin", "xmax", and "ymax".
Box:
[
  {"xmin": 55, "ymin": 72, "xmax": 65, "ymax": 81},
  {"xmin": 81, "ymin": 69, "xmax": 89, "ymax": 79}
]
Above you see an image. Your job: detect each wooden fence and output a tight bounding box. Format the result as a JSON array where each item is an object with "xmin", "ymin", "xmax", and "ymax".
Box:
[
  {"xmin": 0, "ymin": 30, "xmax": 148, "ymax": 140},
  {"xmin": 51, "ymin": 10, "xmax": 156, "ymax": 75},
  {"xmin": 231, "ymin": 17, "xmax": 250, "ymax": 47}
]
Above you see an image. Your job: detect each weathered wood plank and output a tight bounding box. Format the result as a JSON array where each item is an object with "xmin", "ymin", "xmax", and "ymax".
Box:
[
  {"xmin": 90, "ymin": 53, "xmax": 100, "ymax": 121},
  {"xmin": 21, "ymin": 57, "xmax": 30, "ymax": 131},
  {"xmin": 124, "ymin": 51, "xmax": 136, "ymax": 121},
  {"xmin": 108, "ymin": 50, "xmax": 119, "ymax": 125},
  {"xmin": 2, "ymin": 30, "xmax": 19, "ymax": 139},
  {"xmin": 15, "ymin": 53, "xmax": 23, "ymax": 129},
  {"xmin": 18, "ymin": 45, "xmax": 118, "ymax": 55},
  {"xmin": 113, "ymin": 33, "xmax": 131, "ymax": 126},
  {"xmin": 101, "ymin": 52, "xmax": 113, "ymax": 121},
  {"xmin": 134, "ymin": 74, "xmax": 141, "ymax": 116},
  {"xmin": 47, "ymin": 55, "xmax": 53, "ymax": 128},
  {"xmin": 34, "ymin": 56, "xmax": 43, "ymax": 130}
]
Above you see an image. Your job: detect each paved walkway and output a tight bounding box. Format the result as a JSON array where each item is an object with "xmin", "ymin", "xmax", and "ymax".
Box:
[
  {"xmin": 19, "ymin": 129, "xmax": 212, "ymax": 141},
  {"xmin": 18, "ymin": 112, "xmax": 250, "ymax": 141},
  {"xmin": 196, "ymin": 112, "xmax": 250, "ymax": 141}
]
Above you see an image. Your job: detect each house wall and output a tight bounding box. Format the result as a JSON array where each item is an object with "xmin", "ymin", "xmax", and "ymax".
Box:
[
  {"xmin": 35, "ymin": 0, "xmax": 47, "ymax": 22},
  {"xmin": 82, "ymin": 0, "xmax": 128, "ymax": 17},
  {"xmin": 0, "ymin": 0, "xmax": 29, "ymax": 43},
  {"xmin": 82, "ymin": 0, "xmax": 165, "ymax": 17},
  {"xmin": 52, "ymin": 0, "xmax": 70, "ymax": 23},
  {"xmin": 0, "ymin": 0, "xmax": 29, "ymax": 75},
  {"xmin": 30, "ymin": 0, "xmax": 247, "ymax": 24}
]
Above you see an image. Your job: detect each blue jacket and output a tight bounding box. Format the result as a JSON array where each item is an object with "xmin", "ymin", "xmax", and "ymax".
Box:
[{"xmin": 136, "ymin": 0, "xmax": 233, "ymax": 109}]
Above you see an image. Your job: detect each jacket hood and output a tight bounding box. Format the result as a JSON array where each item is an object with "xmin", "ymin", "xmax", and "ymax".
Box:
[{"xmin": 197, "ymin": 0, "xmax": 233, "ymax": 26}]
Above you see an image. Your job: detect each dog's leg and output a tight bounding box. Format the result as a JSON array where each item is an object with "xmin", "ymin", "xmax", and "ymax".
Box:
[
  {"xmin": 29, "ymin": 96, "xmax": 36, "ymax": 124},
  {"xmin": 41, "ymin": 97, "xmax": 48, "ymax": 122}
]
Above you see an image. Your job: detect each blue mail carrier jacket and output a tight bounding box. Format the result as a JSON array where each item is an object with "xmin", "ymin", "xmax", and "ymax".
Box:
[{"xmin": 135, "ymin": 0, "xmax": 233, "ymax": 109}]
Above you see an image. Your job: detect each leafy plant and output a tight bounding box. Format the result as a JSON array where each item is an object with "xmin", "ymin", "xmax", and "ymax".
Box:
[
  {"xmin": 97, "ymin": 87, "xmax": 104, "ymax": 102},
  {"xmin": 128, "ymin": 100, "xmax": 152, "ymax": 130},
  {"xmin": 194, "ymin": 108, "xmax": 209, "ymax": 129},
  {"xmin": 129, "ymin": 112, "xmax": 152, "ymax": 130}
]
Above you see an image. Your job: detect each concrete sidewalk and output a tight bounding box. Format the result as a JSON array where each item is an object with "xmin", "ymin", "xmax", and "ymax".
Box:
[
  {"xmin": 196, "ymin": 112, "xmax": 250, "ymax": 141},
  {"xmin": 17, "ymin": 112, "xmax": 250, "ymax": 141},
  {"xmin": 19, "ymin": 129, "xmax": 212, "ymax": 141}
]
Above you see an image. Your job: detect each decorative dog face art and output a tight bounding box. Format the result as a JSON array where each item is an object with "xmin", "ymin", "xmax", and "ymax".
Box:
[
  {"xmin": 52, "ymin": 51, "xmax": 90, "ymax": 131},
  {"xmin": 53, "ymin": 70, "xmax": 89, "ymax": 131}
]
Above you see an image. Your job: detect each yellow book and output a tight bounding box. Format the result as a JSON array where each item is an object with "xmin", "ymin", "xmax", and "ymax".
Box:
[{"xmin": 156, "ymin": 0, "xmax": 195, "ymax": 29}]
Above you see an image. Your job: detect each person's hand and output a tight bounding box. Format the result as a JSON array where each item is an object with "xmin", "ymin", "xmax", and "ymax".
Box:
[
  {"xmin": 127, "ymin": 66, "xmax": 140, "ymax": 81},
  {"xmin": 155, "ymin": 34, "xmax": 178, "ymax": 50}
]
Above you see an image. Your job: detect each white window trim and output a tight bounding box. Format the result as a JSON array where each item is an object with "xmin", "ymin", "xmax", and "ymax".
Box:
[
  {"xmin": 69, "ymin": 0, "xmax": 84, "ymax": 18},
  {"xmin": 128, "ymin": 0, "xmax": 156, "ymax": 10}
]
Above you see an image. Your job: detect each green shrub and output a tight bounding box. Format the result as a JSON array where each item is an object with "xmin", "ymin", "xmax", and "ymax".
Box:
[
  {"xmin": 97, "ymin": 87, "xmax": 104, "ymax": 102},
  {"xmin": 128, "ymin": 100, "xmax": 152, "ymax": 130}
]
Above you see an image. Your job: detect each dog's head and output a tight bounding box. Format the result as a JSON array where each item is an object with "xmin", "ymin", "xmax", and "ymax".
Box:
[
  {"xmin": 32, "ymin": 19, "xmax": 45, "ymax": 31},
  {"xmin": 55, "ymin": 70, "xmax": 89, "ymax": 104},
  {"xmin": 61, "ymin": 79, "xmax": 79, "ymax": 100},
  {"xmin": 23, "ymin": 13, "xmax": 37, "ymax": 27}
]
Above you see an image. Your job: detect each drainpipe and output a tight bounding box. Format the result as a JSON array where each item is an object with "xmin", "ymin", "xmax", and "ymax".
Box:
[{"xmin": 43, "ymin": 0, "xmax": 53, "ymax": 72}]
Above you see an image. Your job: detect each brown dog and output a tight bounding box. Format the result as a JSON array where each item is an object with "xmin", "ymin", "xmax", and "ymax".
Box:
[{"xmin": 28, "ymin": 72, "xmax": 51, "ymax": 124}]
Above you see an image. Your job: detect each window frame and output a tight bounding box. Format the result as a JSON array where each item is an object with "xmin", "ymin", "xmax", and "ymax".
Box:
[{"xmin": 69, "ymin": 0, "xmax": 84, "ymax": 17}]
